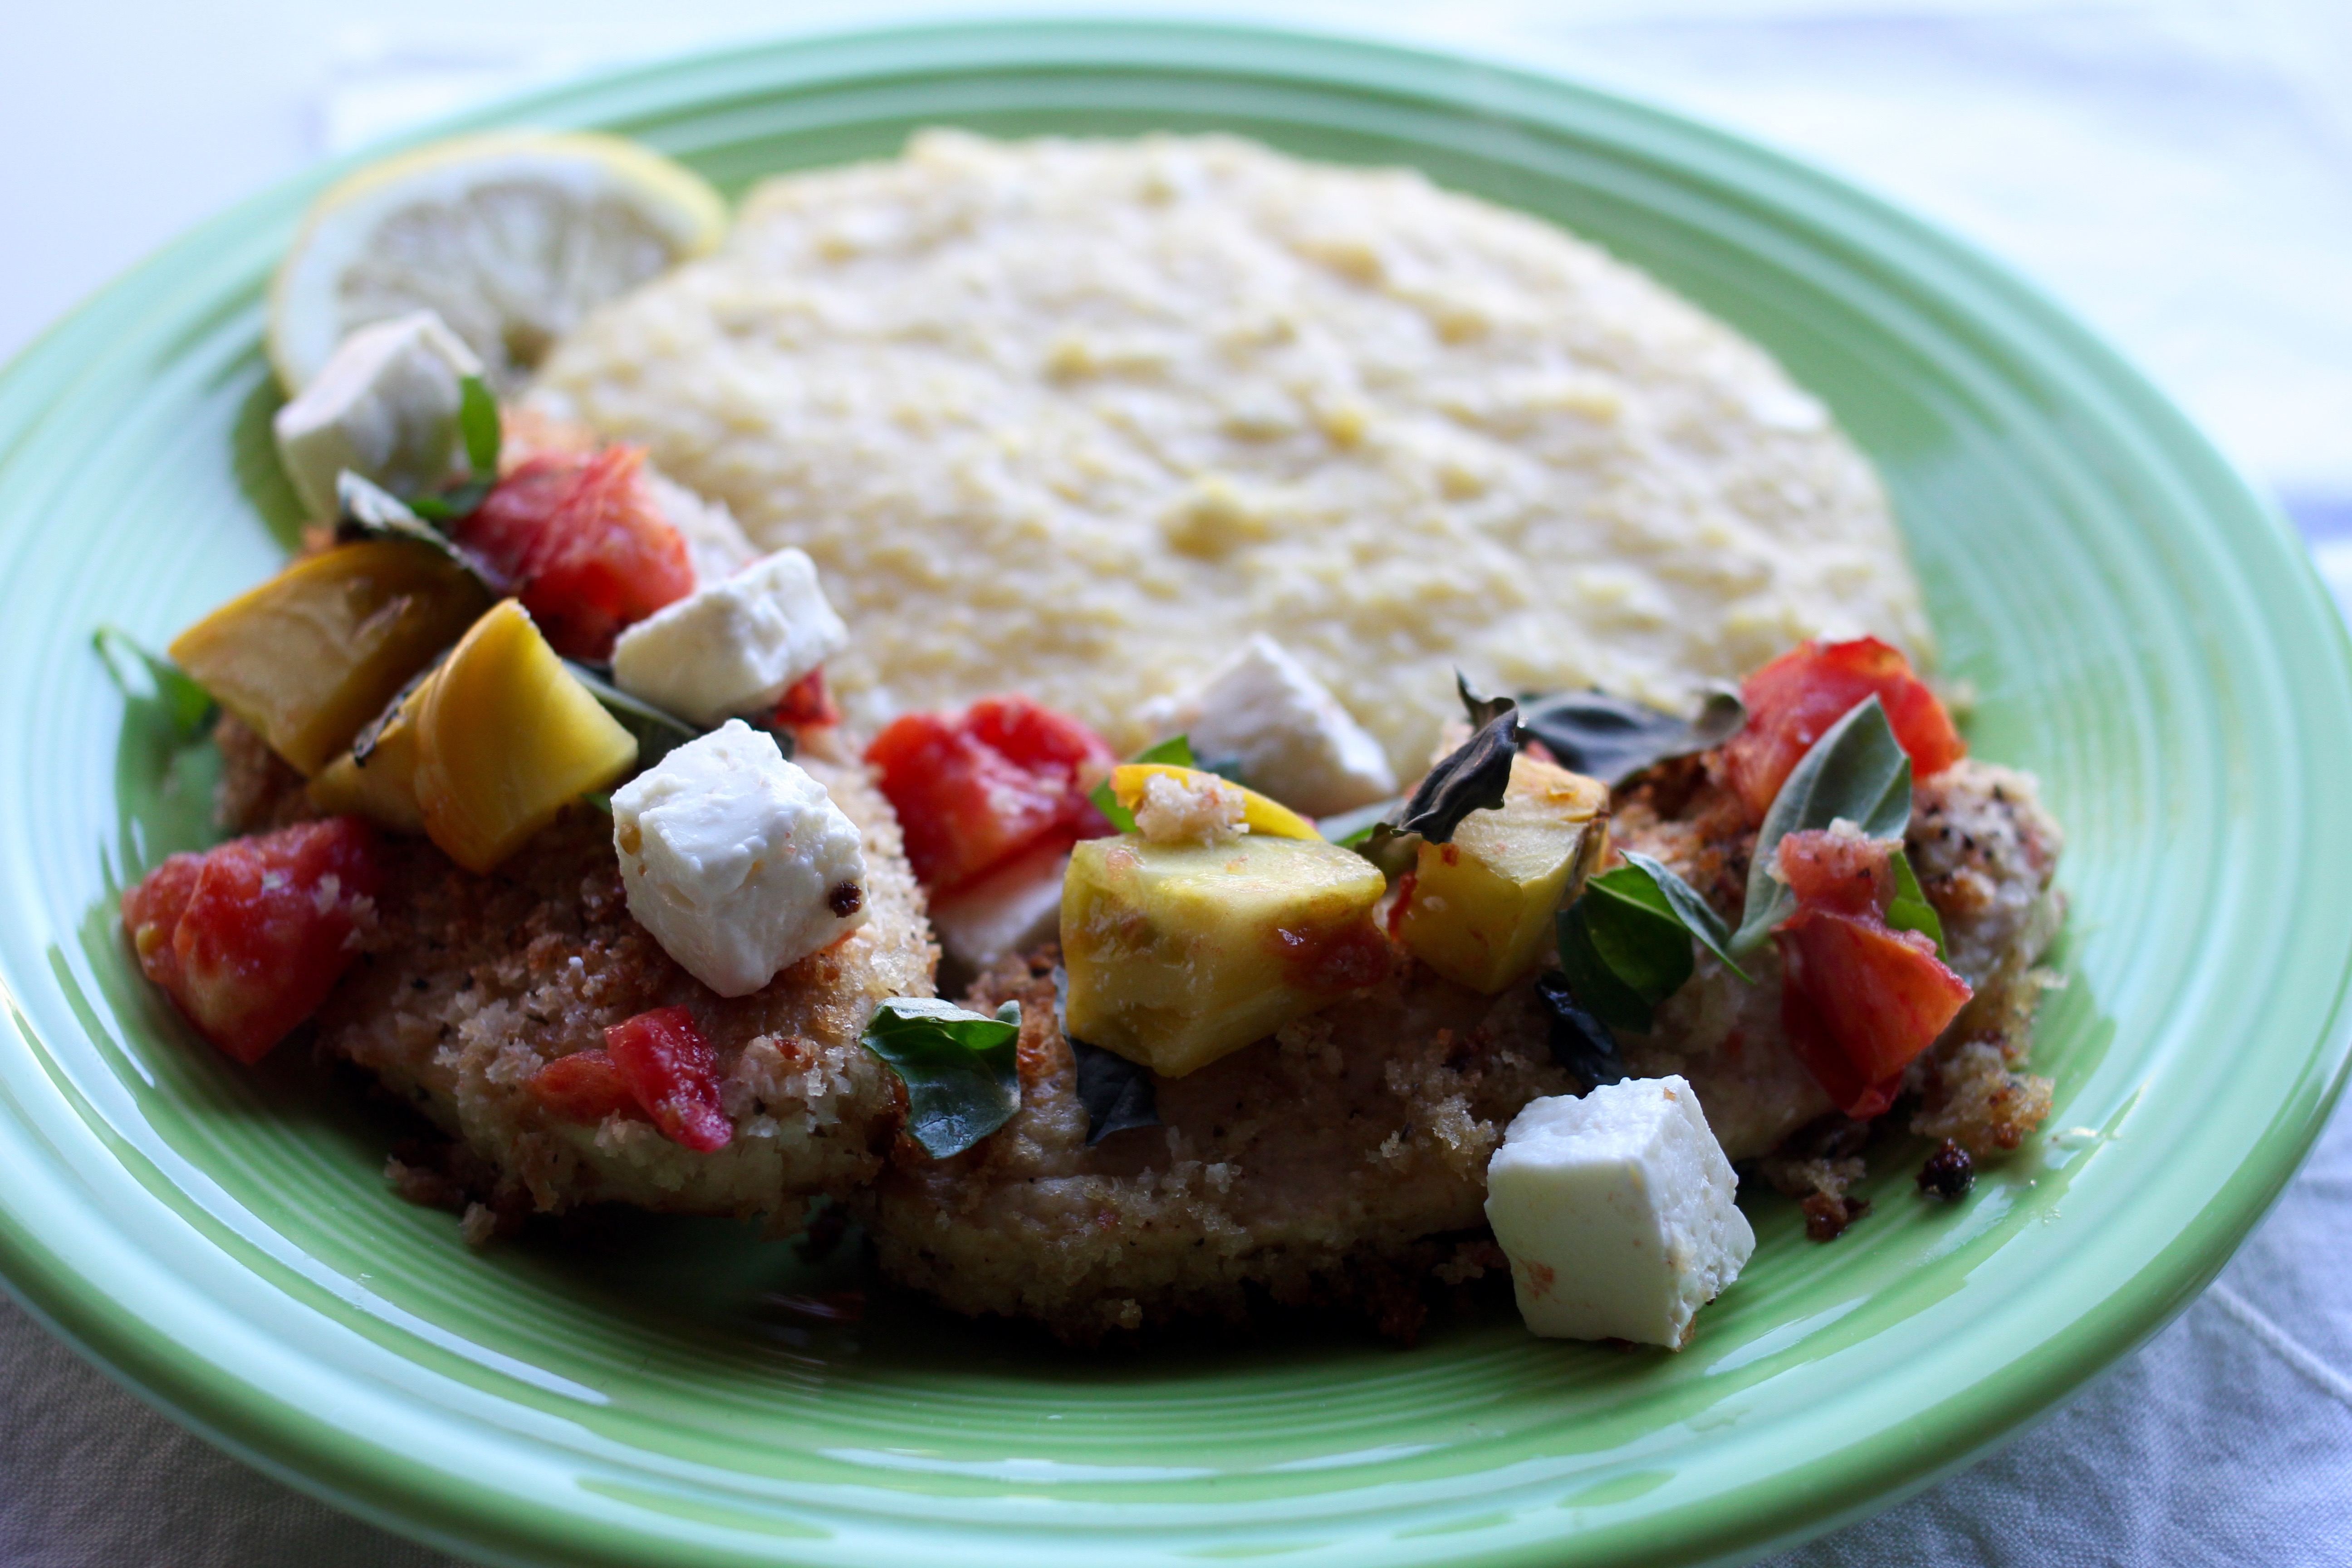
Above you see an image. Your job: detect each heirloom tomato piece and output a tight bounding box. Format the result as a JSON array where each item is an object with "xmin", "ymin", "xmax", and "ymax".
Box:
[
  {"xmin": 1772, "ymin": 828, "xmax": 1972, "ymax": 1119},
  {"xmin": 865, "ymin": 696, "xmax": 1117, "ymax": 896},
  {"xmin": 456, "ymin": 446, "xmax": 692, "ymax": 660},
  {"xmin": 120, "ymin": 817, "xmax": 381, "ymax": 1064},
  {"xmin": 527, "ymin": 1049, "xmax": 638, "ymax": 1125},
  {"xmin": 604, "ymin": 1005, "xmax": 731, "ymax": 1152},
  {"xmin": 1721, "ymin": 637, "xmax": 1965, "ymax": 822}
]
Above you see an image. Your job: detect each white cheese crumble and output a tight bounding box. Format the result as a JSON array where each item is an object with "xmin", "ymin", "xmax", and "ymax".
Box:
[
  {"xmin": 272, "ymin": 310, "xmax": 484, "ymax": 520},
  {"xmin": 1132, "ymin": 770, "xmax": 1246, "ymax": 845},
  {"xmin": 610, "ymin": 548, "xmax": 849, "ymax": 726},
  {"xmin": 611, "ymin": 720, "xmax": 868, "ymax": 997},
  {"xmin": 1138, "ymin": 634, "xmax": 1396, "ymax": 816},
  {"xmin": 1484, "ymin": 1075, "xmax": 1755, "ymax": 1348}
]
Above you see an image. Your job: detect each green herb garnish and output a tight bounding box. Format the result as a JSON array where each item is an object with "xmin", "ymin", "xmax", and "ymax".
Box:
[
  {"xmin": 405, "ymin": 375, "xmax": 502, "ymax": 523},
  {"xmin": 93, "ymin": 626, "xmax": 214, "ymax": 740},
  {"xmin": 1730, "ymin": 696, "xmax": 1911, "ymax": 955},
  {"xmin": 859, "ymin": 997, "xmax": 1024, "ymax": 1159},
  {"xmin": 335, "ymin": 472, "xmax": 507, "ymax": 594},
  {"xmin": 1553, "ymin": 850, "xmax": 1748, "ymax": 1034},
  {"xmin": 1380, "ymin": 674, "xmax": 1521, "ymax": 847},
  {"xmin": 1089, "ymin": 734, "xmax": 1198, "ymax": 833},
  {"xmin": 1519, "ymin": 686, "xmax": 1746, "ymax": 787},
  {"xmin": 1886, "ymin": 847, "xmax": 1947, "ymax": 958},
  {"xmin": 559, "ymin": 661, "xmax": 709, "ymax": 771}
]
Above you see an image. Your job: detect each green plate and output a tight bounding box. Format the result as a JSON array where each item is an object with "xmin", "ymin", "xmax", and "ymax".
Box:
[{"xmin": 2, "ymin": 19, "xmax": 2347, "ymax": 1568}]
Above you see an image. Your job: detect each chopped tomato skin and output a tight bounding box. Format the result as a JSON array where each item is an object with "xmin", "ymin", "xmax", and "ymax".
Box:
[
  {"xmin": 774, "ymin": 667, "xmax": 840, "ymax": 730},
  {"xmin": 527, "ymin": 1049, "xmax": 638, "ymax": 1125},
  {"xmin": 1772, "ymin": 828, "xmax": 1972, "ymax": 1118},
  {"xmin": 865, "ymin": 696, "xmax": 1117, "ymax": 895},
  {"xmin": 1721, "ymin": 637, "xmax": 1965, "ymax": 822},
  {"xmin": 1775, "ymin": 827, "xmax": 1894, "ymax": 917},
  {"xmin": 121, "ymin": 817, "xmax": 381, "ymax": 1065},
  {"xmin": 604, "ymin": 1005, "xmax": 731, "ymax": 1152},
  {"xmin": 456, "ymin": 447, "xmax": 693, "ymax": 661}
]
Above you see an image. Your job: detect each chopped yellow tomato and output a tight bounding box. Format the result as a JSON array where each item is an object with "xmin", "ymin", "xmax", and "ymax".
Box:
[
  {"xmin": 307, "ymin": 678, "xmax": 431, "ymax": 833},
  {"xmin": 1062, "ymin": 833, "xmax": 1387, "ymax": 1077},
  {"xmin": 1108, "ymin": 763, "xmax": 1320, "ymax": 840},
  {"xmin": 169, "ymin": 540, "xmax": 489, "ymax": 774},
  {"xmin": 409, "ymin": 600, "xmax": 637, "ymax": 872},
  {"xmin": 1394, "ymin": 755, "xmax": 1609, "ymax": 994}
]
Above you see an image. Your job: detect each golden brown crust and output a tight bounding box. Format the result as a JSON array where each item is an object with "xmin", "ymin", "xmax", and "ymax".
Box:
[
  {"xmin": 858, "ymin": 947, "xmax": 1571, "ymax": 1345},
  {"xmin": 313, "ymin": 746, "xmax": 934, "ymax": 1221}
]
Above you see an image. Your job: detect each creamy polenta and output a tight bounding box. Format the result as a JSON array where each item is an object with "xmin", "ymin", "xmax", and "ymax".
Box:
[{"xmin": 532, "ymin": 131, "xmax": 1928, "ymax": 774}]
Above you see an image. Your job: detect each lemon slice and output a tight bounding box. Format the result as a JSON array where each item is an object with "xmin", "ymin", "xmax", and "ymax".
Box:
[{"xmin": 268, "ymin": 131, "xmax": 728, "ymax": 394}]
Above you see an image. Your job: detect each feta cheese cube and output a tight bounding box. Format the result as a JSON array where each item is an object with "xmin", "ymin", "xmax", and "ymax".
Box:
[
  {"xmin": 1139, "ymin": 635, "xmax": 1395, "ymax": 816},
  {"xmin": 610, "ymin": 549, "xmax": 849, "ymax": 726},
  {"xmin": 612, "ymin": 720, "xmax": 868, "ymax": 997},
  {"xmin": 272, "ymin": 310, "xmax": 484, "ymax": 520},
  {"xmin": 1484, "ymin": 1076, "xmax": 1755, "ymax": 1348}
]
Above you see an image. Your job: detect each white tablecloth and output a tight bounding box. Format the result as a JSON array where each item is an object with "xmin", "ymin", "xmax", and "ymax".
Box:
[{"xmin": 5, "ymin": 3, "xmax": 2348, "ymax": 1563}]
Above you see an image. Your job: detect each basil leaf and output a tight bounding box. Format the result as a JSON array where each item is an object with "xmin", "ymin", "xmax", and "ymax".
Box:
[
  {"xmin": 559, "ymin": 661, "xmax": 708, "ymax": 771},
  {"xmin": 1071, "ymin": 1039, "xmax": 1159, "ymax": 1146},
  {"xmin": 1886, "ymin": 848, "xmax": 1946, "ymax": 959},
  {"xmin": 1534, "ymin": 971, "xmax": 1630, "ymax": 1089},
  {"xmin": 1456, "ymin": 671, "xmax": 1517, "ymax": 732},
  {"xmin": 1050, "ymin": 962, "xmax": 1164, "ymax": 1145},
  {"xmin": 1519, "ymin": 687, "xmax": 1746, "ymax": 787},
  {"xmin": 1619, "ymin": 850, "xmax": 1751, "ymax": 980},
  {"xmin": 93, "ymin": 626, "xmax": 214, "ymax": 740},
  {"xmin": 1557, "ymin": 868, "xmax": 1693, "ymax": 1032},
  {"xmin": 860, "ymin": 996, "xmax": 1024, "ymax": 1159},
  {"xmin": 335, "ymin": 471, "xmax": 508, "ymax": 596},
  {"xmin": 1388, "ymin": 706, "xmax": 1519, "ymax": 845},
  {"xmin": 458, "ymin": 374, "xmax": 501, "ymax": 479},
  {"xmin": 1090, "ymin": 734, "xmax": 1197, "ymax": 833},
  {"xmin": 1731, "ymin": 696, "xmax": 1912, "ymax": 955},
  {"xmin": 406, "ymin": 480, "xmax": 493, "ymax": 524}
]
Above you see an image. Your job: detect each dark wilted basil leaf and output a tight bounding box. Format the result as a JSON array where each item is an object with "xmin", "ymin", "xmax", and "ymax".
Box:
[
  {"xmin": 1071, "ymin": 1039, "xmax": 1159, "ymax": 1146},
  {"xmin": 1886, "ymin": 848, "xmax": 1946, "ymax": 958},
  {"xmin": 1535, "ymin": 970, "xmax": 1629, "ymax": 1090},
  {"xmin": 860, "ymin": 997, "xmax": 1024, "ymax": 1159},
  {"xmin": 1456, "ymin": 671, "xmax": 1517, "ymax": 732},
  {"xmin": 1090, "ymin": 734, "xmax": 1198, "ymax": 833},
  {"xmin": 458, "ymin": 374, "xmax": 500, "ymax": 479},
  {"xmin": 559, "ymin": 661, "xmax": 714, "ymax": 771},
  {"xmin": 1519, "ymin": 687, "xmax": 1746, "ymax": 787},
  {"xmin": 1733, "ymin": 696, "xmax": 1912, "ymax": 954},
  {"xmin": 1050, "ymin": 963, "xmax": 1166, "ymax": 1145},
  {"xmin": 93, "ymin": 626, "xmax": 214, "ymax": 740},
  {"xmin": 1388, "ymin": 706, "xmax": 1519, "ymax": 846},
  {"xmin": 335, "ymin": 471, "xmax": 508, "ymax": 596}
]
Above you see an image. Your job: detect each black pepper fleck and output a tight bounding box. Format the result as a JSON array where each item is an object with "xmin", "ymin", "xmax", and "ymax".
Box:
[
  {"xmin": 1917, "ymin": 1139, "xmax": 1975, "ymax": 1199},
  {"xmin": 828, "ymin": 881, "xmax": 863, "ymax": 918}
]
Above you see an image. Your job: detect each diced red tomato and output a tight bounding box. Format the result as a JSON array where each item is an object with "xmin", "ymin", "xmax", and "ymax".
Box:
[
  {"xmin": 773, "ymin": 667, "xmax": 840, "ymax": 730},
  {"xmin": 456, "ymin": 446, "xmax": 693, "ymax": 660},
  {"xmin": 865, "ymin": 695, "xmax": 1117, "ymax": 895},
  {"xmin": 604, "ymin": 1005, "xmax": 731, "ymax": 1152},
  {"xmin": 1720, "ymin": 637, "xmax": 1965, "ymax": 823},
  {"xmin": 526, "ymin": 1049, "xmax": 638, "ymax": 1125},
  {"xmin": 1774, "ymin": 825, "xmax": 1894, "ymax": 918},
  {"xmin": 1773, "ymin": 828, "xmax": 1972, "ymax": 1118},
  {"xmin": 120, "ymin": 817, "xmax": 381, "ymax": 1065}
]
